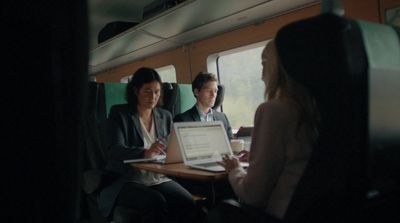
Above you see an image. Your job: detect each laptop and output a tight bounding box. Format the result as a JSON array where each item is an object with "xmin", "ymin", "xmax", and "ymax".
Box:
[
  {"xmin": 174, "ymin": 121, "xmax": 248, "ymax": 172},
  {"xmin": 123, "ymin": 129, "xmax": 183, "ymax": 164}
]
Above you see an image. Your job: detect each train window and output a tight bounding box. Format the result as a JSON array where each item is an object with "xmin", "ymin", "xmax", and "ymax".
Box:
[
  {"xmin": 120, "ymin": 65, "xmax": 177, "ymax": 83},
  {"xmin": 156, "ymin": 65, "xmax": 177, "ymax": 83},
  {"xmin": 208, "ymin": 41, "xmax": 269, "ymax": 129},
  {"xmin": 120, "ymin": 76, "xmax": 131, "ymax": 83}
]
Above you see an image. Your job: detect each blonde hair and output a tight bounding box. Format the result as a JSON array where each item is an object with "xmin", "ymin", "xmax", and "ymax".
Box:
[
  {"xmin": 263, "ymin": 41, "xmax": 279, "ymax": 100},
  {"xmin": 264, "ymin": 41, "xmax": 319, "ymax": 143}
]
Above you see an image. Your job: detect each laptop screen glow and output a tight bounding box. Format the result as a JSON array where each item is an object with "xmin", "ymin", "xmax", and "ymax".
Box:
[{"xmin": 174, "ymin": 121, "xmax": 232, "ymax": 165}]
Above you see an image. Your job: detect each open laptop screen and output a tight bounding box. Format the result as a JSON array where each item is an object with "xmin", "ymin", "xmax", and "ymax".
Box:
[{"xmin": 175, "ymin": 121, "xmax": 232, "ymax": 163}]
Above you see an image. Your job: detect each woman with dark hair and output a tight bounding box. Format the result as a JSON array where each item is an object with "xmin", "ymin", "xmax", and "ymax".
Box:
[{"xmin": 99, "ymin": 67, "xmax": 196, "ymax": 223}]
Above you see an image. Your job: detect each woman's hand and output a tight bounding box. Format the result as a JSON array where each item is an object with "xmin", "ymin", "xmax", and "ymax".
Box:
[
  {"xmin": 144, "ymin": 140, "xmax": 166, "ymax": 158},
  {"xmin": 218, "ymin": 155, "xmax": 240, "ymax": 173},
  {"xmin": 236, "ymin": 150, "xmax": 250, "ymax": 162}
]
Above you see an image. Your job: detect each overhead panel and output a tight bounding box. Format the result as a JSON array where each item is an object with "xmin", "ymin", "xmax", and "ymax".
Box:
[
  {"xmin": 89, "ymin": 0, "xmax": 320, "ymax": 74},
  {"xmin": 141, "ymin": 0, "xmax": 270, "ymax": 39},
  {"xmin": 90, "ymin": 30, "xmax": 162, "ymax": 67},
  {"xmin": 167, "ymin": 0, "xmax": 320, "ymax": 45}
]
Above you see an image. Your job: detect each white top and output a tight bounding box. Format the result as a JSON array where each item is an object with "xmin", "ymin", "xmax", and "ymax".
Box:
[
  {"xmin": 128, "ymin": 116, "xmax": 170, "ymax": 186},
  {"xmin": 196, "ymin": 104, "xmax": 214, "ymax": 122},
  {"xmin": 228, "ymin": 100, "xmax": 312, "ymax": 219}
]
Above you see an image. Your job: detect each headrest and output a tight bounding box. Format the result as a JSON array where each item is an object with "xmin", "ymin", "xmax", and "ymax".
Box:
[
  {"xmin": 103, "ymin": 82, "xmax": 128, "ymax": 117},
  {"xmin": 277, "ymin": 14, "xmax": 370, "ymax": 222},
  {"xmin": 87, "ymin": 81, "xmax": 106, "ymax": 122},
  {"xmin": 161, "ymin": 82, "xmax": 180, "ymax": 117},
  {"xmin": 275, "ymin": 14, "xmax": 367, "ymax": 98},
  {"xmin": 178, "ymin": 84, "xmax": 196, "ymax": 113},
  {"xmin": 213, "ymin": 84, "xmax": 225, "ymax": 110},
  {"xmin": 275, "ymin": 14, "xmax": 368, "ymax": 134}
]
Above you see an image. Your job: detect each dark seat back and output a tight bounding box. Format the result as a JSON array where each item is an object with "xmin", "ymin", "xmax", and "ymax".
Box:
[
  {"xmin": 83, "ymin": 82, "xmax": 109, "ymax": 191},
  {"xmin": 277, "ymin": 13, "xmax": 400, "ymax": 223},
  {"xmin": 276, "ymin": 14, "xmax": 369, "ymax": 223},
  {"xmin": 161, "ymin": 82, "xmax": 180, "ymax": 117},
  {"xmin": 356, "ymin": 19, "xmax": 400, "ymax": 223},
  {"xmin": 84, "ymin": 81, "xmax": 143, "ymax": 222},
  {"xmin": 82, "ymin": 82, "xmax": 112, "ymax": 223},
  {"xmin": 213, "ymin": 84, "xmax": 225, "ymax": 110}
]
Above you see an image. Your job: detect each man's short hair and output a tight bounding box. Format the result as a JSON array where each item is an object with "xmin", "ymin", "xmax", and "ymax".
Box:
[{"xmin": 192, "ymin": 72, "xmax": 218, "ymax": 97}]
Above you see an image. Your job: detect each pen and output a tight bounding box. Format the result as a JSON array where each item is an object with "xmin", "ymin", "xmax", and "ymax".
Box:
[
  {"xmin": 156, "ymin": 137, "xmax": 167, "ymax": 146},
  {"xmin": 156, "ymin": 138, "xmax": 167, "ymax": 155}
]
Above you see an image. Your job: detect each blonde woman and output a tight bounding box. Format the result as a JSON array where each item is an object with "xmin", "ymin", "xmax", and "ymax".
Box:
[{"xmin": 209, "ymin": 40, "xmax": 319, "ymax": 222}]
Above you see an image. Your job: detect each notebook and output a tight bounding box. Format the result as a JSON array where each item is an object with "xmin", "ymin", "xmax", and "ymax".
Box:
[
  {"xmin": 123, "ymin": 129, "xmax": 183, "ymax": 164},
  {"xmin": 174, "ymin": 121, "xmax": 248, "ymax": 172}
]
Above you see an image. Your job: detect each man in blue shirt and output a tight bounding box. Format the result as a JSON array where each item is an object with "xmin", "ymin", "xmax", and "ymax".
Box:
[{"xmin": 173, "ymin": 72, "xmax": 233, "ymax": 139}]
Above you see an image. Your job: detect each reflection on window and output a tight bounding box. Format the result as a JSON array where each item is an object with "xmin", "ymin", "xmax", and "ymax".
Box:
[
  {"xmin": 120, "ymin": 76, "xmax": 130, "ymax": 83},
  {"xmin": 211, "ymin": 41, "xmax": 268, "ymax": 129},
  {"xmin": 156, "ymin": 65, "xmax": 177, "ymax": 83}
]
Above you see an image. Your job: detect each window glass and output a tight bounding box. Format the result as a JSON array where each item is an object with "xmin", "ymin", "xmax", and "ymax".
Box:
[
  {"xmin": 156, "ymin": 65, "xmax": 177, "ymax": 83},
  {"xmin": 211, "ymin": 41, "xmax": 268, "ymax": 130},
  {"xmin": 120, "ymin": 76, "xmax": 130, "ymax": 83},
  {"xmin": 119, "ymin": 65, "xmax": 177, "ymax": 83}
]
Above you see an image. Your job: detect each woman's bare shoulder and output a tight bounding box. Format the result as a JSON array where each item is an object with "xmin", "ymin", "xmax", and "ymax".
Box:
[{"xmin": 256, "ymin": 99, "xmax": 296, "ymax": 122}]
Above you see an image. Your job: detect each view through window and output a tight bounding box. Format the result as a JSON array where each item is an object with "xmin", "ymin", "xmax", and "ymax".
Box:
[
  {"xmin": 120, "ymin": 65, "xmax": 177, "ymax": 83},
  {"xmin": 156, "ymin": 65, "xmax": 177, "ymax": 83},
  {"xmin": 212, "ymin": 41, "xmax": 268, "ymax": 130}
]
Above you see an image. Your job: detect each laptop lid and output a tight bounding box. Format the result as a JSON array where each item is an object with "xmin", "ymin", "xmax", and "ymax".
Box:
[
  {"xmin": 163, "ymin": 129, "xmax": 183, "ymax": 164},
  {"xmin": 174, "ymin": 121, "xmax": 233, "ymax": 166},
  {"xmin": 123, "ymin": 128, "xmax": 182, "ymax": 164}
]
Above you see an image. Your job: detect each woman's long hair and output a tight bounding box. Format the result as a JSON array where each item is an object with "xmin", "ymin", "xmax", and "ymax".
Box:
[{"xmin": 265, "ymin": 42, "xmax": 319, "ymax": 144}]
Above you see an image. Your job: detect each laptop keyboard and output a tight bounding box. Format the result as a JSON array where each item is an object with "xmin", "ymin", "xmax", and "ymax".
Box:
[{"xmin": 196, "ymin": 161, "xmax": 248, "ymax": 169}]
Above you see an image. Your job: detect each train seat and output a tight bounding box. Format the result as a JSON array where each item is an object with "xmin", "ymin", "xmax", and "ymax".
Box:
[
  {"xmin": 207, "ymin": 10, "xmax": 400, "ymax": 223},
  {"xmin": 177, "ymin": 83, "xmax": 197, "ymax": 113},
  {"xmin": 276, "ymin": 13, "xmax": 369, "ymax": 223},
  {"xmin": 161, "ymin": 82, "xmax": 180, "ymax": 117},
  {"xmin": 281, "ymin": 14, "xmax": 400, "ymax": 223},
  {"xmin": 212, "ymin": 84, "xmax": 225, "ymax": 110},
  {"xmin": 355, "ymin": 18, "xmax": 400, "ymax": 223},
  {"xmin": 279, "ymin": 12, "xmax": 400, "ymax": 223},
  {"xmin": 82, "ymin": 82, "xmax": 120, "ymax": 223},
  {"xmin": 82, "ymin": 81, "xmax": 189, "ymax": 222}
]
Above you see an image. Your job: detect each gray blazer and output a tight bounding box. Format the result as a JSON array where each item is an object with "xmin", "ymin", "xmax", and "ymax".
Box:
[
  {"xmin": 173, "ymin": 105, "xmax": 233, "ymax": 139},
  {"xmin": 99, "ymin": 104, "xmax": 173, "ymax": 218}
]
